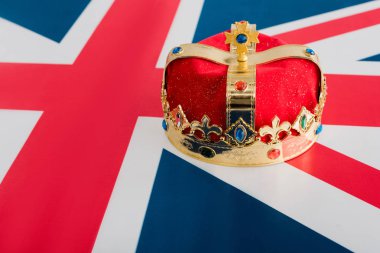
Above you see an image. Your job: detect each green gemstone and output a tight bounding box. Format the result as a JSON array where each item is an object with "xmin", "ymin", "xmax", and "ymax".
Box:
[{"xmin": 300, "ymin": 115, "xmax": 307, "ymax": 129}]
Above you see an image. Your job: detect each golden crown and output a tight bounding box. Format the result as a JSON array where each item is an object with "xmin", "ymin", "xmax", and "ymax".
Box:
[{"xmin": 161, "ymin": 21, "xmax": 326, "ymax": 166}]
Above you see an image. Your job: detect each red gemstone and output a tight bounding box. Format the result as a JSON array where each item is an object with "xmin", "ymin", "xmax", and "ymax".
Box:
[
  {"xmin": 267, "ymin": 149, "xmax": 281, "ymax": 160},
  {"xmin": 234, "ymin": 80, "xmax": 247, "ymax": 91}
]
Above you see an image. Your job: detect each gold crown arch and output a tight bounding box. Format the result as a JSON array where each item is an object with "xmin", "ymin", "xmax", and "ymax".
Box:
[{"xmin": 161, "ymin": 21, "xmax": 327, "ymax": 166}]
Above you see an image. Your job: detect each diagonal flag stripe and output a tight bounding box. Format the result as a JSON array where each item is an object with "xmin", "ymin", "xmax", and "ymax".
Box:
[
  {"xmin": 287, "ymin": 142, "xmax": 380, "ymax": 208},
  {"xmin": 275, "ymin": 8, "xmax": 380, "ymax": 44},
  {"xmin": 323, "ymin": 74, "xmax": 380, "ymax": 127}
]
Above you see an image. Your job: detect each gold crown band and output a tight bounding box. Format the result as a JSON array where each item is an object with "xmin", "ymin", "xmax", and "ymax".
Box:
[
  {"xmin": 165, "ymin": 44, "xmax": 322, "ymax": 69},
  {"xmin": 162, "ymin": 26, "xmax": 326, "ymax": 166}
]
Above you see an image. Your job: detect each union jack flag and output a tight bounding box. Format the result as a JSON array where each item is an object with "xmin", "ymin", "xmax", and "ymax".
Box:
[{"xmin": 0, "ymin": 0, "xmax": 379, "ymax": 252}]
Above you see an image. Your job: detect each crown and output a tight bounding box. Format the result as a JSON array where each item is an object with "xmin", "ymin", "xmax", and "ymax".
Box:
[{"xmin": 161, "ymin": 21, "xmax": 326, "ymax": 166}]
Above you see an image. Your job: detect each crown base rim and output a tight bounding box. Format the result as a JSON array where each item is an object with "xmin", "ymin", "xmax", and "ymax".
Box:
[{"xmin": 166, "ymin": 130, "xmax": 319, "ymax": 167}]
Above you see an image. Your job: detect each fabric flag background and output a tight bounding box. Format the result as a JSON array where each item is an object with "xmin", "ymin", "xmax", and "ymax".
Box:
[{"xmin": 0, "ymin": 0, "xmax": 379, "ymax": 252}]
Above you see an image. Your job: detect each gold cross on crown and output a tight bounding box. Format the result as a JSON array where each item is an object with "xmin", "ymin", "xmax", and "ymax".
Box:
[{"xmin": 224, "ymin": 21, "xmax": 259, "ymax": 71}]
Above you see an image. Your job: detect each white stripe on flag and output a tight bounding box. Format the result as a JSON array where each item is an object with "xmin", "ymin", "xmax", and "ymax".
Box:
[
  {"xmin": 309, "ymin": 24, "xmax": 380, "ymax": 75},
  {"xmin": 0, "ymin": 0, "xmax": 114, "ymax": 64},
  {"xmin": 261, "ymin": 0, "xmax": 380, "ymax": 35},
  {"xmin": 0, "ymin": 110, "xmax": 42, "ymax": 184},
  {"xmin": 318, "ymin": 125, "xmax": 380, "ymax": 170},
  {"xmin": 156, "ymin": 0, "xmax": 205, "ymax": 68}
]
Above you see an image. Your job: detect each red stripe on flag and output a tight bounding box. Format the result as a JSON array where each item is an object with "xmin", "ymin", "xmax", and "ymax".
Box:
[
  {"xmin": 323, "ymin": 74, "xmax": 380, "ymax": 127},
  {"xmin": 275, "ymin": 8, "xmax": 380, "ymax": 44},
  {"xmin": 0, "ymin": 0, "xmax": 178, "ymax": 252},
  {"xmin": 287, "ymin": 143, "xmax": 380, "ymax": 208}
]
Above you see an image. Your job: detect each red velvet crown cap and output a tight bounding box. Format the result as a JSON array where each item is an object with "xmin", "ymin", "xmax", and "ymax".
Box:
[{"xmin": 166, "ymin": 32, "xmax": 320, "ymax": 130}]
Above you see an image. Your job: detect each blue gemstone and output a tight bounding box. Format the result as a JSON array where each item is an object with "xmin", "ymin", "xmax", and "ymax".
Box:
[
  {"xmin": 236, "ymin": 34, "xmax": 248, "ymax": 44},
  {"xmin": 172, "ymin": 46, "xmax": 183, "ymax": 54},
  {"xmin": 306, "ymin": 48, "xmax": 315, "ymax": 55},
  {"xmin": 235, "ymin": 125, "xmax": 246, "ymax": 143},
  {"xmin": 162, "ymin": 119, "xmax": 168, "ymax": 131},
  {"xmin": 316, "ymin": 124, "xmax": 323, "ymax": 135}
]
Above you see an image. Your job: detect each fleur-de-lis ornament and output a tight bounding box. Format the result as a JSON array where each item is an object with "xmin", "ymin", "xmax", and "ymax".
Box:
[
  {"xmin": 259, "ymin": 116, "xmax": 291, "ymax": 144},
  {"xmin": 190, "ymin": 115, "xmax": 223, "ymax": 141}
]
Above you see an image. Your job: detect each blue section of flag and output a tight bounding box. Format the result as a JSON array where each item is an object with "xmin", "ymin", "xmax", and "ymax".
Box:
[
  {"xmin": 0, "ymin": 0, "xmax": 90, "ymax": 42},
  {"xmin": 360, "ymin": 53, "xmax": 380, "ymax": 61},
  {"xmin": 193, "ymin": 0, "xmax": 370, "ymax": 42},
  {"xmin": 137, "ymin": 150, "xmax": 349, "ymax": 253}
]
